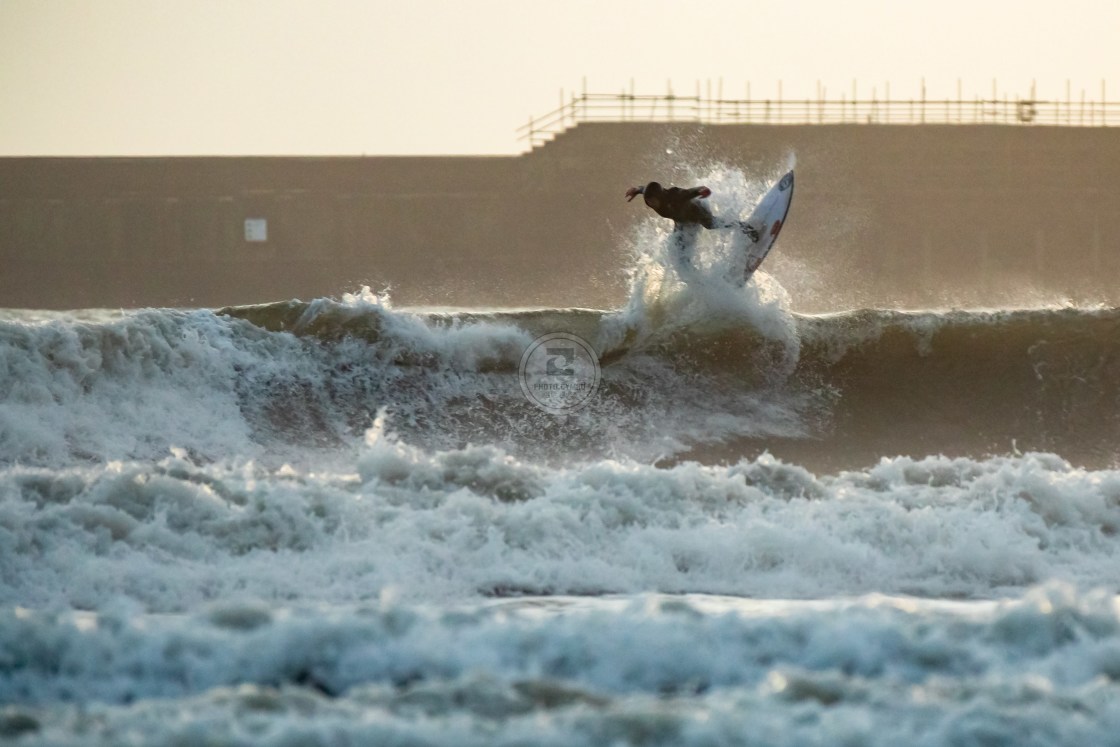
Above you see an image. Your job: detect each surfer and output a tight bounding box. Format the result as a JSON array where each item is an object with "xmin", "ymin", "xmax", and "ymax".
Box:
[{"xmin": 625, "ymin": 182, "xmax": 759, "ymax": 272}]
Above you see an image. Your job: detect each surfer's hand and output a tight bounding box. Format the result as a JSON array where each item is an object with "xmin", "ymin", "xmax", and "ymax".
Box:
[
  {"xmin": 697, "ymin": 186, "xmax": 711, "ymax": 198},
  {"xmin": 625, "ymin": 187, "xmax": 641, "ymax": 202}
]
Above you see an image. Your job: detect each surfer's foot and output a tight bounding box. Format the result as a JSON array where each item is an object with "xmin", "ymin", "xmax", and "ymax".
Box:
[{"xmin": 741, "ymin": 222, "xmax": 760, "ymax": 243}]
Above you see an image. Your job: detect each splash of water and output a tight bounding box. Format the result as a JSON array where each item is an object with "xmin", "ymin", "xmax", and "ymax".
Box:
[{"xmin": 599, "ymin": 164, "xmax": 801, "ymax": 374}]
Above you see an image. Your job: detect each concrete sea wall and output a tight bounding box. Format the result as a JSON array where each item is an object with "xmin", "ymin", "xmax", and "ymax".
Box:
[{"xmin": 2, "ymin": 123, "xmax": 1118, "ymax": 310}]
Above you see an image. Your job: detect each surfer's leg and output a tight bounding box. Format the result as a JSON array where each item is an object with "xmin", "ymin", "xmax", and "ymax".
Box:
[{"xmin": 670, "ymin": 223, "xmax": 697, "ymax": 276}]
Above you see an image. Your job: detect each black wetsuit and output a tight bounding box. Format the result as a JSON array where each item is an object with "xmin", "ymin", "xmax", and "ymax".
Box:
[
  {"xmin": 637, "ymin": 182, "xmax": 759, "ymax": 273},
  {"xmin": 642, "ymin": 183, "xmax": 717, "ymax": 229}
]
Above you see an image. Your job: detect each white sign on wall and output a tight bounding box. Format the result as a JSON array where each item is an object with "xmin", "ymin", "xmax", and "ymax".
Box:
[{"xmin": 244, "ymin": 218, "xmax": 268, "ymax": 242}]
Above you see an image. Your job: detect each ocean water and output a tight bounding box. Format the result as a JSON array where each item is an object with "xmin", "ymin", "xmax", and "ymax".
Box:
[{"xmin": 3, "ymin": 172, "xmax": 1120, "ymax": 745}]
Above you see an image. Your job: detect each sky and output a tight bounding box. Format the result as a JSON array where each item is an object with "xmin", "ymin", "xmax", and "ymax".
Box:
[{"xmin": 1, "ymin": 0, "xmax": 1118, "ymax": 155}]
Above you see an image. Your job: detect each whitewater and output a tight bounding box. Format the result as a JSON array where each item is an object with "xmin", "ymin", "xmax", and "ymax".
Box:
[{"xmin": 3, "ymin": 167, "xmax": 1120, "ymax": 745}]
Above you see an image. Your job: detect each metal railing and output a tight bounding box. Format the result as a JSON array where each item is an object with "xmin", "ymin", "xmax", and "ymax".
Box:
[{"xmin": 518, "ymin": 86, "xmax": 1120, "ymax": 149}]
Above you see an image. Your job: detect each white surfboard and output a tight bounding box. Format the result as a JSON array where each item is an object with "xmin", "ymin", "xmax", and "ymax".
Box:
[{"xmin": 741, "ymin": 170, "xmax": 794, "ymax": 283}]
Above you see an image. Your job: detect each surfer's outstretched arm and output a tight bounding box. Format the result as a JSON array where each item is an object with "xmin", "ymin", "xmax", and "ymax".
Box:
[
  {"xmin": 683, "ymin": 186, "xmax": 711, "ymax": 200},
  {"xmin": 625, "ymin": 186, "xmax": 644, "ymax": 202}
]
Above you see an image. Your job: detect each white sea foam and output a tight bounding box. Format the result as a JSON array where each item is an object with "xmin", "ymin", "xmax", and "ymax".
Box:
[
  {"xmin": 2, "ymin": 586, "xmax": 1119, "ymax": 745},
  {"xmin": 3, "ymin": 444, "xmax": 1119, "ymax": 615},
  {"xmin": 0, "ymin": 310, "xmax": 268, "ymax": 465}
]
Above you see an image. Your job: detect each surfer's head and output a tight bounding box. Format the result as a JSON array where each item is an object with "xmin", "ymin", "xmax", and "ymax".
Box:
[{"xmin": 645, "ymin": 181, "xmax": 662, "ymax": 196}]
